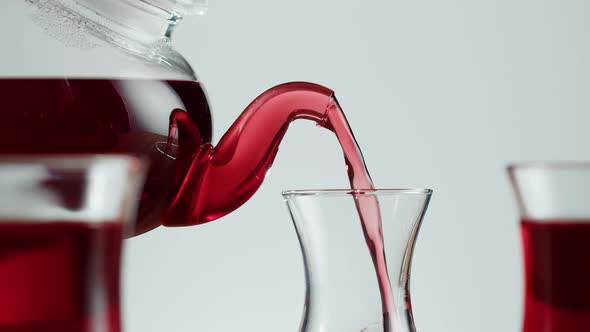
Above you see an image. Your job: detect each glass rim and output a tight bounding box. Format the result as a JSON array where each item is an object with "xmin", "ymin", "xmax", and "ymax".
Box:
[
  {"xmin": 282, "ymin": 188, "xmax": 433, "ymax": 197},
  {"xmin": 507, "ymin": 161, "xmax": 590, "ymax": 171}
]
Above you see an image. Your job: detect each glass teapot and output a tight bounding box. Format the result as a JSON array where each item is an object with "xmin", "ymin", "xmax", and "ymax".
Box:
[{"xmin": 1, "ymin": 0, "xmax": 345, "ymax": 236}]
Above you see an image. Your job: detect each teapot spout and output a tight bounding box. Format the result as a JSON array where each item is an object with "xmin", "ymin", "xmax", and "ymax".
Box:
[{"xmin": 163, "ymin": 82, "xmax": 336, "ymax": 226}]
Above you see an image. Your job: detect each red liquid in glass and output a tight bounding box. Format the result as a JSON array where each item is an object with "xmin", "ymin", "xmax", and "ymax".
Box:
[
  {"xmin": 521, "ymin": 219, "xmax": 590, "ymax": 332},
  {"xmin": 0, "ymin": 78, "xmax": 211, "ymax": 234},
  {"xmin": 0, "ymin": 222, "xmax": 124, "ymax": 332}
]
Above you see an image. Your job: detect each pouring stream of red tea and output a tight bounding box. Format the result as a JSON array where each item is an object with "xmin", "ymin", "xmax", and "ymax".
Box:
[{"xmin": 326, "ymin": 103, "xmax": 395, "ymax": 332}]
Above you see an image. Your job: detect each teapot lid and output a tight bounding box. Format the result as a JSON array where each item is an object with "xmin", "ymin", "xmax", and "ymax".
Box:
[{"xmin": 142, "ymin": 0, "xmax": 208, "ymax": 16}]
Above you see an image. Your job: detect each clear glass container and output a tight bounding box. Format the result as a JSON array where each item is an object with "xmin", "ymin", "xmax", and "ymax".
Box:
[
  {"xmin": 0, "ymin": 0, "xmax": 211, "ymax": 235},
  {"xmin": 0, "ymin": 155, "xmax": 147, "ymax": 331},
  {"xmin": 283, "ymin": 189, "xmax": 432, "ymax": 332},
  {"xmin": 508, "ymin": 163, "xmax": 590, "ymax": 332}
]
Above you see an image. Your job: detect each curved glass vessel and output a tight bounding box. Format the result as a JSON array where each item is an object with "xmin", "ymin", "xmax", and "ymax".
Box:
[{"xmin": 283, "ymin": 189, "xmax": 432, "ymax": 332}]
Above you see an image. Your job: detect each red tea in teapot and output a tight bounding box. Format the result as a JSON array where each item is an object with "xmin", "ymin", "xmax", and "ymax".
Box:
[
  {"xmin": 0, "ymin": 78, "xmax": 211, "ymax": 234},
  {"xmin": 0, "ymin": 79, "xmax": 212, "ymax": 152}
]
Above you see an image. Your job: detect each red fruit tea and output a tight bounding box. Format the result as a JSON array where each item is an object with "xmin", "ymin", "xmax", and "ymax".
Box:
[
  {"xmin": 0, "ymin": 78, "xmax": 211, "ymax": 235},
  {"xmin": 521, "ymin": 219, "xmax": 590, "ymax": 332},
  {"xmin": 0, "ymin": 221, "xmax": 124, "ymax": 332}
]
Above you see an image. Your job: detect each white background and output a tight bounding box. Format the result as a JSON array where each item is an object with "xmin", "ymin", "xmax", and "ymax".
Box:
[
  {"xmin": 124, "ymin": 1, "xmax": 590, "ymax": 331},
  {"xmin": 5, "ymin": 0, "xmax": 590, "ymax": 331}
]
